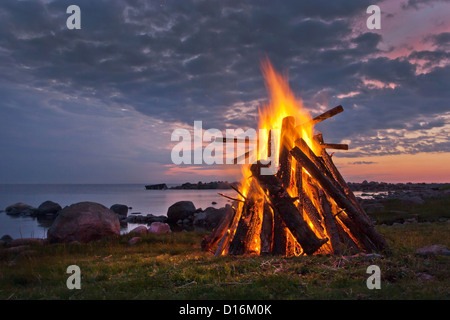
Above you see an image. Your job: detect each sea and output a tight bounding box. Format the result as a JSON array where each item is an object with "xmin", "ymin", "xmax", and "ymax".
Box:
[
  {"xmin": 0, "ymin": 184, "xmax": 383, "ymax": 239},
  {"xmin": 0, "ymin": 184, "xmax": 236, "ymax": 239}
]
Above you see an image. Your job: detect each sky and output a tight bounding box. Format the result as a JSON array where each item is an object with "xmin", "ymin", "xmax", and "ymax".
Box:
[{"xmin": 0, "ymin": 0, "xmax": 449, "ymax": 184}]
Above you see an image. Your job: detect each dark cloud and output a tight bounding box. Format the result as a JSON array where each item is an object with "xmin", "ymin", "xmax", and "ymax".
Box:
[
  {"xmin": 401, "ymin": 0, "xmax": 450, "ymax": 10},
  {"xmin": 0, "ymin": 0, "xmax": 448, "ymax": 182}
]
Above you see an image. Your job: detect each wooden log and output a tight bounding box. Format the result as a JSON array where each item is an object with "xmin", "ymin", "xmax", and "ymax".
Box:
[
  {"xmin": 302, "ymin": 178, "xmax": 333, "ymax": 254},
  {"xmin": 295, "ymin": 138, "xmax": 333, "ymax": 180},
  {"xmin": 272, "ymin": 214, "xmax": 289, "ymax": 255},
  {"xmin": 260, "ymin": 201, "xmax": 274, "ymax": 254},
  {"xmin": 318, "ymin": 189, "xmax": 342, "ymax": 255},
  {"xmin": 290, "ymin": 146, "xmax": 388, "ymax": 252},
  {"xmin": 296, "ymin": 137, "xmax": 364, "ymax": 221},
  {"xmin": 215, "ymin": 200, "xmax": 244, "ymax": 256},
  {"xmin": 319, "ymin": 143, "xmax": 348, "ymax": 150},
  {"xmin": 250, "ymin": 163, "xmax": 328, "ymax": 255},
  {"xmin": 273, "ymin": 117, "xmax": 297, "ymax": 255},
  {"xmin": 294, "ymin": 105, "xmax": 343, "ymax": 131},
  {"xmin": 228, "ymin": 182, "xmax": 263, "ymax": 255},
  {"xmin": 278, "ymin": 116, "xmax": 296, "ymax": 188},
  {"xmin": 201, "ymin": 205, "xmax": 235, "ymax": 252},
  {"xmin": 314, "ymin": 133, "xmax": 370, "ymax": 223}
]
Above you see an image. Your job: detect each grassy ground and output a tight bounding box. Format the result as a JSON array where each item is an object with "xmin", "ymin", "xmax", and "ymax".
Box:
[
  {"xmin": 0, "ymin": 198, "xmax": 449, "ymax": 300},
  {"xmin": 369, "ymin": 193, "xmax": 450, "ymax": 225}
]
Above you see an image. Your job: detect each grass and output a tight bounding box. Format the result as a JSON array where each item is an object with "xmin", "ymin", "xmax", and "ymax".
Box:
[
  {"xmin": 0, "ymin": 198, "xmax": 449, "ymax": 300},
  {"xmin": 369, "ymin": 194, "xmax": 450, "ymax": 225}
]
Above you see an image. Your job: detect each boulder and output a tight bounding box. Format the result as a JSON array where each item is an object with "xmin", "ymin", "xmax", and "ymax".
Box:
[
  {"xmin": 47, "ymin": 202, "xmax": 120, "ymax": 243},
  {"xmin": 110, "ymin": 204, "xmax": 129, "ymax": 216},
  {"xmin": 38, "ymin": 201, "xmax": 62, "ymax": 216},
  {"xmin": 1, "ymin": 235, "xmax": 13, "ymax": 244},
  {"xmin": 193, "ymin": 205, "xmax": 232, "ymax": 229},
  {"xmin": 400, "ymin": 196, "xmax": 424, "ymax": 206},
  {"xmin": 148, "ymin": 222, "xmax": 171, "ymax": 234},
  {"xmin": 5, "ymin": 203, "xmax": 37, "ymax": 216},
  {"xmin": 129, "ymin": 225, "xmax": 148, "ymax": 235},
  {"xmin": 167, "ymin": 201, "xmax": 196, "ymax": 223}
]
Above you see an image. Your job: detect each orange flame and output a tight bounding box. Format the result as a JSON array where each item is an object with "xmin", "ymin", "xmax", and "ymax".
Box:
[{"xmin": 240, "ymin": 59, "xmax": 320, "ymax": 196}]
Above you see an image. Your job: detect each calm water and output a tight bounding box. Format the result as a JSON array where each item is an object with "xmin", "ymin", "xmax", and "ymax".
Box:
[{"xmin": 0, "ymin": 184, "xmax": 235, "ymax": 239}]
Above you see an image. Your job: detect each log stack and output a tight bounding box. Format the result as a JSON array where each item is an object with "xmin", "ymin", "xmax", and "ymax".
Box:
[{"xmin": 202, "ymin": 105, "xmax": 388, "ymax": 256}]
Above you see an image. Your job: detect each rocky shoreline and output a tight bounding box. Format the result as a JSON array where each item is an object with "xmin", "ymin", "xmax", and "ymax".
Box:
[
  {"xmin": 1, "ymin": 198, "xmax": 232, "ymax": 243},
  {"xmin": 1, "ymin": 182, "xmax": 449, "ymax": 245}
]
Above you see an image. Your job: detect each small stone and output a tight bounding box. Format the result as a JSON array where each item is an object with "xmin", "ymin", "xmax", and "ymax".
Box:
[
  {"xmin": 416, "ymin": 244, "xmax": 450, "ymax": 256},
  {"xmin": 128, "ymin": 237, "xmax": 142, "ymax": 245},
  {"xmin": 416, "ymin": 272, "xmax": 435, "ymax": 281}
]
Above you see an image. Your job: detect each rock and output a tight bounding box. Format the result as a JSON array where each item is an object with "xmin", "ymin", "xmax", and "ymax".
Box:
[
  {"xmin": 128, "ymin": 237, "xmax": 142, "ymax": 245},
  {"xmin": 145, "ymin": 183, "xmax": 168, "ymax": 190},
  {"xmin": 47, "ymin": 202, "xmax": 120, "ymax": 243},
  {"xmin": 416, "ymin": 272, "xmax": 435, "ymax": 281},
  {"xmin": 1, "ymin": 235, "xmax": 13, "ymax": 244},
  {"xmin": 129, "ymin": 225, "xmax": 148, "ymax": 235},
  {"xmin": 37, "ymin": 201, "xmax": 62, "ymax": 216},
  {"xmin": 5, "ymin": 203, "xmax": 37, "ymax": 216},
  {"xmin": 167, "ymin": 201, "xmax": 196, "ymax": 223},
  {"xmin": 110, "ymin": 204, "xmax": 129, "ymax": 216},
  {"xmin": 193, "ymin": 205, "xmax": 232, "ymax": 229},
  {"xmin": 416, "ymin": 244, "xmax": 450, "ymax": 256},
  {"xmin": 5, "ymin": 245, "xmax": 30, "ymax": 253},
  {"xmin": 400, "ymin": 196, "xmax": 424, "ymax": 206},
  {"xmin": 10, "ymin": 238, "xmax": 44, "ymax": 247},
  {"xmin": 404, "ymin": 218, "xmax": 418, "ymax": 224},
  {"xmin": 211, "ymin": 201, "xmax": 217, "ymax": 205},
  {"xmin": 145, "ymin": 214, "xmax": 168, "ymax": 224},
  {"xmin": 148, "ymin": 222, "xmax": 171, "ymax": 234}
]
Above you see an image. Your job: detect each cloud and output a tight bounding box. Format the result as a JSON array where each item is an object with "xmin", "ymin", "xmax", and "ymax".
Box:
[
  {"xmin": 348, "ymin": 161, "xmax": 378, "ymax": 165},
  {"xmin": 0, "ymin": 0, "xmax": 448, "ymax": 182}
]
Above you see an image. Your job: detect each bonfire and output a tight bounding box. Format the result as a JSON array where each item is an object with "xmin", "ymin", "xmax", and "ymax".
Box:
[{"xmin": 202, "ymin": 60, "xmax": 388, "ymax": 256}]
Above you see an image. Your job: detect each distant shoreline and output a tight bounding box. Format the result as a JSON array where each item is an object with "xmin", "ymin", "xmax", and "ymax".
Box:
[
  {"xmin": 145, "ymin": 181, "xmax": 240, "ymax": 190},
  {"xmin": 145, "ymin": 180, "xmax": 449, "ymax": 191}
]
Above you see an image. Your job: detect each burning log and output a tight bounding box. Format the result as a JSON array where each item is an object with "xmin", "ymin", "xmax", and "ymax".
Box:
[
  {"xmin": 250, "ymin": 163, "xmax": 328, "ymax": 255},
  {"xmin": 278, "ymin": 116, "xmax": 296, "ymax": 188},
  {"xmin": 314, "ymin": 133, "xmax": 369, "ymax": 221},
  {"xmin": 273, "ymin": 116, "xmax": 296, "ymax": 255},
  {"xmin": 260, "ymin": 201, "xmax": 274, "ymax": 254},
  {"xmin": 201, "ymin": 205, "xmax": 236, "ymax": 253},
  {"xmin": 228, "ymin": 181, "xmax": 264, "ymax": 255},
  {"xmin": 290, "ymin": 146, "xmax": 389, "ymax": 252},
  {"xmin": 318, "ymin": 189, "xmax": 342, "ymax": 255},
  {"xmin": 294, "ymin": 105, "xmax": 343, "ymax": 132},
  {"xmin": 319, "ymin": 143, "xmax": 348, "ymax": 150},
  {"xmin": 203, "ymin": 64, "xmax": 388, "ymax": 257}
]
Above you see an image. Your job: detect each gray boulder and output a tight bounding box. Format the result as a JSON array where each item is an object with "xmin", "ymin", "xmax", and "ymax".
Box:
[
  {"xmin": 194, "ymin": 205, "xmax": 232, "ymax": 229},
  {"xmin": 38, "ymin": 201, "xmax": 62, "ymax": 216},
  {"xmin": 167, "ymin": 201, "xmax": 196, "ymax": 223},
  {"xmin": 110, "ymin": 204, "xmax": 129, "ymax": 216},
  {"xmin": 47, "ymin": 202, "xmax": 120, "ymax": 243}
]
